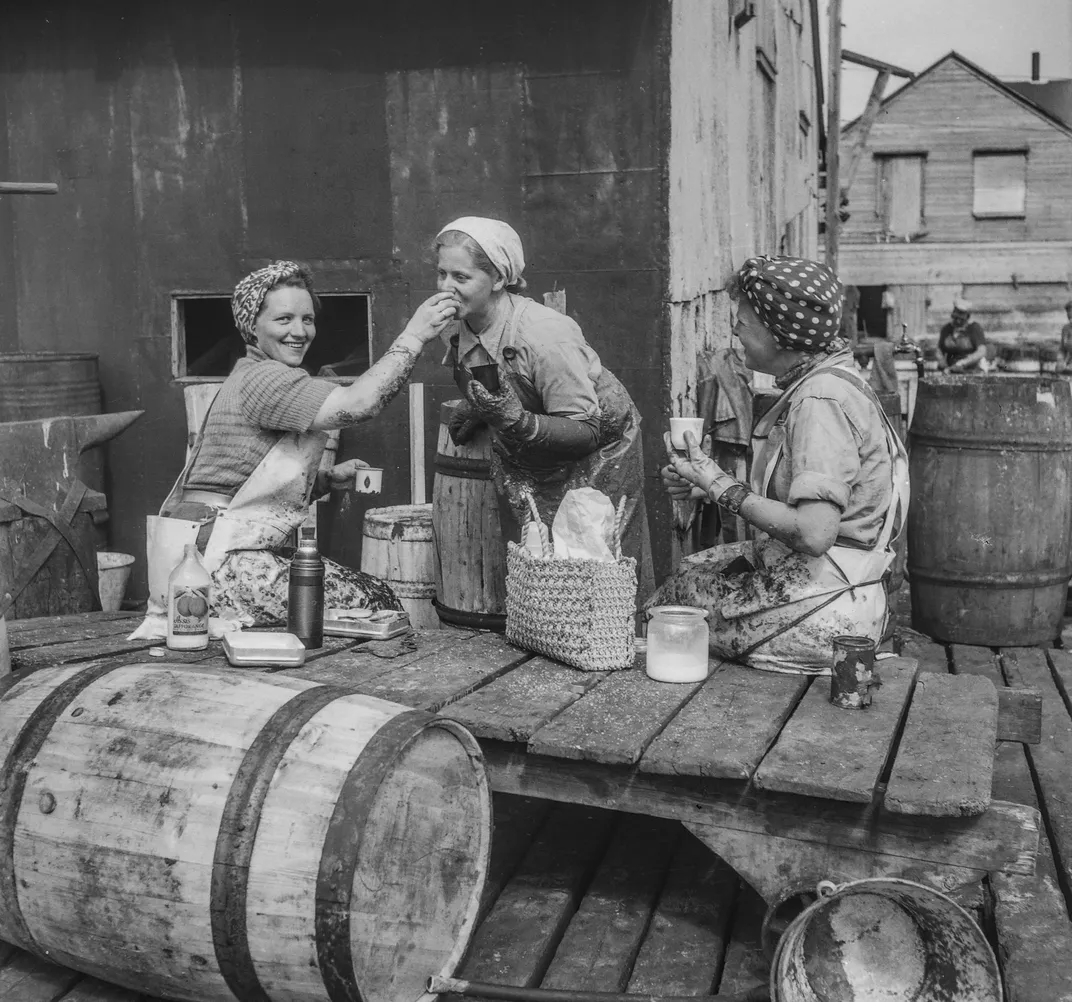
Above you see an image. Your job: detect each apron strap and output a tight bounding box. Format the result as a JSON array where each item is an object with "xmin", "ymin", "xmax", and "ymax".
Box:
[{"xmin": 158, "ymin": 384, "xmax": 234, "ymax": 516}]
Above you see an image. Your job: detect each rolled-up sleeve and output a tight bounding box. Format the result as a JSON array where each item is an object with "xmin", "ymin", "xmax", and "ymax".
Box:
[
  {"xmin": 238, "ymin": 361, "xmax": 335, "ymax": 432},
  {"xmin": 785, "ymin": 397, "xmax": 861, "ymax": 510},
  {"xmin": 523, "ymin": 323, "xmax": 601, "ymax": 421}
]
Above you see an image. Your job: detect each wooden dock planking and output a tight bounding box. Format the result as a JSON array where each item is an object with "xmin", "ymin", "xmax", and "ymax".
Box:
[
  {"xmin": 344, "ymin": 632, "xmax": 530, "ymax": 711},
  {"xmin": 53, "ymin": 979, "xmax": 144, "ymax": 1002},
  {"xmin": 8, "ymin": 615, "xmax": 139, "ymax": 651},
  {"xmin": 627, "ymin": 833, "xmax": 738, "ymax": 996},
  {"xmin": 992, "ymin": 872, "xmax": 1072, "ymax": 1002},
  {"xmin": 639, "ymin": 664, "xmax": 808, "ymax": 779},
  {"xmin": 897, "ymin": 629, "xmax": 949, "ymax": 673},
  {"xmin": 477, "ymin": 794, "xmax": 553, "ymax": 923},
  {"xmin": 440, "ymin": 657, "xmax": 607, "ymax": 743},
  {"xmin": 0, "ymin": 951, "xmax": 84, "ymax": 1002},
  {"xmin": 11, "ymin": 635, "xmax": 164, "ymax": 672},
  {"xmin": 715, "ymin": 883, "xmax": 769, "ymax": 998},
  {"xmin": 540, "ymin": 815, "xmax": 681, "ymax": 992},
  {"xmin": 753, "ymin": 656, "xmax": 920, "ymax": 803},
  {"xmin": 885, "ymin": 673, "xmax": 997, "ymax": 817},
  {"xmin": 277, "ymin": 627, "xmax": 474, "ymax": 687},
  {"xmin": 456, "ymin": 803, "xmax": 617, "ymax": 990},
  {"xmin": 526, "ymin": 666, "xmax": 704, "ymax": 765}
]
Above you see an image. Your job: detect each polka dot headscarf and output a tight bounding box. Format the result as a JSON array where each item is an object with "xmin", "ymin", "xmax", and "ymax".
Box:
[
  {"xmin": 231, "ymin": 260, "xmax": 304, "ymax": 344},
  {"xmin": 738, "ymin": 255, "xmax": 846, "ymax": 354}
]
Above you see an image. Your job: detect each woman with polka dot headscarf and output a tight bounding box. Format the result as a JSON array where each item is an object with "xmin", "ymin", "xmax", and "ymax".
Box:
[
  {"xmin": 647, "ymin": 256, "xmax": 910, "ymax": 674},
  {"xmin": 146, "ymin": 261, "xmax": 458, "ymax": 626}
]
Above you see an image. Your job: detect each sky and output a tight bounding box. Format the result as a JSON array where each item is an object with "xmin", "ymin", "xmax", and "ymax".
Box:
[{"xmin": 821, "ymin": 0, "xmax": 1072, "ymax": 122}]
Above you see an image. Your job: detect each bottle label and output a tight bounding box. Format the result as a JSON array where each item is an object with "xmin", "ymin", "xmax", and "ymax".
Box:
[{"xmin": 171, "ymin": 585, "xmax": 210, "ymax": 635}]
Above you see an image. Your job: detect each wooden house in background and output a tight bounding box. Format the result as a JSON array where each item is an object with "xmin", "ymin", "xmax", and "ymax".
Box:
[
  {"xmin": 0, "ymin": 0, "xmax": 821, "ymax": 597},
  {"xmin": 837, "ymin": 51, "xmax": 1072, "ymax": 345}
]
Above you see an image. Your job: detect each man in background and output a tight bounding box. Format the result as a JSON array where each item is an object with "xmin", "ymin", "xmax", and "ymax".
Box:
[{"xmin": 939, "ymin": 298, "xmax": 987, "ymax": 373}]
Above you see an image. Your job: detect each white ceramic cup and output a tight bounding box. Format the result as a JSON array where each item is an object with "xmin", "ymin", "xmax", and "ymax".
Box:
[
  {"xmin": 669, "ymin": 417, "xmax": 705, "ymax": 451},
  {"xmin": 353, "ymin": 468, "xmax": 383, "ymax": 494}
]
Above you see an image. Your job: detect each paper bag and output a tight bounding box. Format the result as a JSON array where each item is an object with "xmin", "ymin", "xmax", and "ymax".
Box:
[{"xmin": 551, "ymin": 488, "xmax": 616, "ymax": 562}]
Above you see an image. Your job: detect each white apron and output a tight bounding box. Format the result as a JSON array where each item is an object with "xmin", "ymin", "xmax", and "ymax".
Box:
[
  {"xmin": 690, "ymin": 359, "xmax": 910, "ymax": 674},
  {"xmin": 146, "ymin": 430, "xmax": 326, "ymax": 612}
]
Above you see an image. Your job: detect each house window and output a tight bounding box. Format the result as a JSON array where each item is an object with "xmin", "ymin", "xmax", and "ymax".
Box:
[
  {"xmin": 875, "ymin": 154, "xmax": 925, "ymax": 237},
  {"xmin": 973, "ymin": 151, "xmax": 1027, "ymax": 218},
  {"xmin": 172, "ymin": 293, "xmax": 371, "ymax": 379}
]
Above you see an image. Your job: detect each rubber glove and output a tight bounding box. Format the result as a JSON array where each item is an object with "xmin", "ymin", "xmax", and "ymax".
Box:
[
  {"xmin": 667, "ymin": 431, "xmax": 733, "ymax": 498},
  {"xmin": 465, "ymin": 378, "xmax": 529, "ymax": 432},
  {"xmin": 448, "ymin": 400, "xmax": 485, "ymax": 446}
]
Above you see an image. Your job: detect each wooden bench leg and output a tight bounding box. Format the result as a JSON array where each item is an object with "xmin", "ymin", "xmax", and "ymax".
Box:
[{"xmin": 683, "ymin": 819, "xmax": 985, "ymax": 907}]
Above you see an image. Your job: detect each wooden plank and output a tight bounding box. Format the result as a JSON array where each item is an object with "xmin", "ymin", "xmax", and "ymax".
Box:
[
  {"xmin": 7, "ymin": 610, "xmax": 137, "ymax": 639},
  {"xmin": 540, "ymin": 815, "xmax": 680, "ymax": 992},
  {"xmin": 992, "ymin": 873, "xmax": 1072, "ymax": 1002},
  {"xmin": 627, "ymin": 833, "xmax": 738, "ymax": 996},
  {"xmin": 1006, "ymin": 647, "xmax": 1072, "ymax": 898},
  {"xmin": 753, "ymin": 656, "xmax": 920, "ymax": 803},
  {"xmin": 11, "ymin": 635, "xmax": 163, "ymax": 672},
  {"xmin": 339, "ymin": 633, "xmax": 530, "ymax": 712},
  {"xmin": 527, "ymin": 664, "xmax": 704, "ymax": 766},
  {"xmin": 885, "ymin": 673, "xmax": 996, "ymax": 816},
  {"xmin": 950, "ymin": 645, "xmax": 1058, "ymax": 883},
  {"xmin": 951, "ymin": 643, "xmax": 1041, "ymax": 743},
  {"xmin": 440, "ymin": 657, "xmax": 607, "ymax": 743},
  {"xmin": 714, "ymin": 882, "xmax": 768, "ymax": 998},
  {"xmin": 457, "ymin": 804, "xmax": 616, "ymax": 990},
  {"xmin": 9, "ymin": 616, "xmax": 140, "ymax": 652},
  {"xmin": 896, "ymin": 628, "xmax": 949, "ymax": 673},
  {"xmin": 639, "ymin": 664, "xmax": 808, "ymax": 780},
  {"xmin": 478, "ymin": 794, "xmax": 552, "ymax": 923},
  {"xmin": 0, "ymin": 950, "xmax": 83, "ymax": 1002},
  {"xmin": 483, "ymin": 743, "xmax": 1039, "ymax": 880},
  {"xmin": 277, "ymin": 627, "xmax": 474, "ymax": 688}
]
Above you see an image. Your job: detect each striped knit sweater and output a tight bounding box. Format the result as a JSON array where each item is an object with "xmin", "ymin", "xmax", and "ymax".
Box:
[{"xmin": 185, "ymin": 348, "xmax": 335, "ymax": 497}]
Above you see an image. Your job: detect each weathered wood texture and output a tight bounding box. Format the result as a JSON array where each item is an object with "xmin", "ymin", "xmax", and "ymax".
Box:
[{"xmin": 842, "ymin": 55, "xmax": 1072, "ymax": 245}]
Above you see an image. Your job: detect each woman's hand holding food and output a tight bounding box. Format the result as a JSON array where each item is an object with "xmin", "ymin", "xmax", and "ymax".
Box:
[
  {"xmin": 400, "ymin": 292, "xmax": 458, "ymax": 346},
  {"xmin": 662, "ymin": 431, "xmax": 735, "ymax": 502}
]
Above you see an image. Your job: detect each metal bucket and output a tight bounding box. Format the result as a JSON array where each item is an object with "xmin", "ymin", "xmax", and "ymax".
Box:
[{"xmin": 771, "ymin": 878, "xmax": 1000, "ymax": 1002}]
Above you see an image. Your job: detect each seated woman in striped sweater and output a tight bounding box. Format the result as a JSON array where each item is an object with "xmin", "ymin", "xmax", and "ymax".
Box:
[{"xmin": 153, "ymin": 260, "xmax": 457, "ymax": 625}]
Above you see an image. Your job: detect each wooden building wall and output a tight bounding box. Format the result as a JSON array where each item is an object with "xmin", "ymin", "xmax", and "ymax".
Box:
[
  {"xmin": 666, "ymin": 0, "xmax": 820, "ymax": 414},
  {"xmin": 0, "ymin": 0, "xmax": 674, "ymax": 596},
  {"xmin": 841, "ymin": 58, "xmax": 1072, "ymax": 245}
]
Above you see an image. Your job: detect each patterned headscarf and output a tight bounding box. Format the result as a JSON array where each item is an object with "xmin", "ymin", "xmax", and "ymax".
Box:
[
  {"xmin": 437, "ymin": 217, "xmax": 525, "ymax": 288},
  {"xmin": 738, "ymin": 255, "xmax": 846, "ymax": 353},
  {"xmin": 231, "ymin": 260, "xmax": 305, "ymax": 344}
]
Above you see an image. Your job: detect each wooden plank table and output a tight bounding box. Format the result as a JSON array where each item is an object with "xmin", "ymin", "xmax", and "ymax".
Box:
[
  {"xmin": 3, "ymin": 613, "xmax": 1072, "ymax": 999},
  {"xmin": 2, "ymin": 615, "xmax": 1040, "ymax": 908}
]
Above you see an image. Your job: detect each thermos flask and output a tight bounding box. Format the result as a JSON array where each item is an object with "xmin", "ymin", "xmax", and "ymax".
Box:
[{"xmin": 288, "ymin": 527, "xmax": 324, "ymax": 649}]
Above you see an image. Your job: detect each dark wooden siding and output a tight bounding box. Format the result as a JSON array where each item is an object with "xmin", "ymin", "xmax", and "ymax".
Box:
[
  {"xmin": 0, "ymin": 0, "xmax": 672, "ymax": 598},
  {"xmin": 841, "ymin": 58, "xmax": 1072, "ymax": 245}
]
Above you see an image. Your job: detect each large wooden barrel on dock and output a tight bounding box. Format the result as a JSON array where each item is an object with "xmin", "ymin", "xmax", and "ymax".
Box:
[
  {"xmin": 0, "ymin": 663, "xmax": 491, "ymax": 1002},
  {"xmin": 908, "ymin": 375, "xmax": 1072, "ymax": 645},
  {"xmin": 361, "ymin": 503, "xmax": 440, "ymax": 629},
  {"xmin": 432, "ymin": 400, "xmax": 507, "ymax": 630}
]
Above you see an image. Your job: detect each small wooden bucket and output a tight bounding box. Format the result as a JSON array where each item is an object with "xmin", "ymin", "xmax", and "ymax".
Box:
[
  {"xmin": 431, "ymin": 400, "xmax": 508, "ymax": 631},
  {"xmin": 361, "ymin": 503, "xmax": 440, "ymax": 629},
  {"xmin": 0, "ymin": 663, "xmax": 492, "ymax": 1002}
]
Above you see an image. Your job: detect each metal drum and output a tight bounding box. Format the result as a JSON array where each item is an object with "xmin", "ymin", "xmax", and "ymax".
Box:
[{"xmin": 772, "ymin": 878, "xmax": 1000, "ymax": 1002}]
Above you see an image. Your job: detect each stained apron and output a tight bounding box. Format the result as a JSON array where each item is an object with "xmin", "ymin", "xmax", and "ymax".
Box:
[
  {"xmin": 450, "ymin": 297, "xmax": 654, "ymax": 599},
  {"xmin": 649, "ymin": 359, "xmax": 910, "ymax": 674},
  {"xmin": 152, "ymin": 427, "xmax": 400, "ymax": 625}
]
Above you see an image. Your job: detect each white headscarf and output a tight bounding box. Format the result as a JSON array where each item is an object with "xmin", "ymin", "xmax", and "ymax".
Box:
[{"xmin": 437, "ymin": 216, "xmax": 525, "ymax": 288}]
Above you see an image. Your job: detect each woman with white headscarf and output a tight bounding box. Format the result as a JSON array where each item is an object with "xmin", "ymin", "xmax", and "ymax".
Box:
[
  {"xmin": 436, "ymin": 217, "xmax": 654, "ymax": 597},
  {"xmin": 148, "ymin": 260, "xmax": 457, "ymax": 625}
]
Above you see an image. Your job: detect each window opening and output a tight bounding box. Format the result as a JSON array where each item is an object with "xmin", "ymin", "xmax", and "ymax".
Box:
[
  {"xmin": 973, "ymin": 151, "xmax": 1027, "ymax": 218},
  {"xmin": 173, "ymin": 293, "xmax": 371, "ymax": 379}
]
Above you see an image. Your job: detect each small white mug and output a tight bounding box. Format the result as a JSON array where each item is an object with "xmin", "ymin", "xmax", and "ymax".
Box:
[
  {"xmin": 353, "ymin": 468, "xmax": 383, "ymax": 494},
  {"xmin": 669, "ymin": 417, "xmax": 705, "ymax": 451}
]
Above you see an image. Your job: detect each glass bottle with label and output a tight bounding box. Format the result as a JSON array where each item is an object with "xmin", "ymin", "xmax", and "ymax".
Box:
[{"xmin": 167, "ymin": 543, "xmax": 211, "ymax": 650}]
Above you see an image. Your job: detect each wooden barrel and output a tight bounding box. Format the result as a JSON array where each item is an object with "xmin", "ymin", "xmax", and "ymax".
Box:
[
  {"xmin": 432, "ymin": 400, "xmax": 508, "ymax": 630},
  {"xmin": 908, "ymin": 375, "xmax": 1072, "ymax": 645},
  {"xmin": 360, "ymin": 504, "xmax": 440, "ymax": 629},
  {"xmin": 0, "ymin": 352, "xmax": 101, "ymax": 420},
  {"xmin": 0, "ymin": 662, "xmax": 491, "ymax": 1002}
]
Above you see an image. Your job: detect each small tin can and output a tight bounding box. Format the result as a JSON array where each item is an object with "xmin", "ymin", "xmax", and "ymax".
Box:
[{"xmin": 830, "ymin": 635, "xmax": 877, "ymax": 709}]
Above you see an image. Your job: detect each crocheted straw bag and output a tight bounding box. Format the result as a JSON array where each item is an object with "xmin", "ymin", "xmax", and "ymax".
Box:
[{"xmin": 506, "ymin": 492, "xmax": 638, "ymax": 671}]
